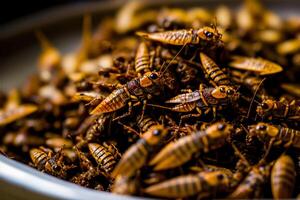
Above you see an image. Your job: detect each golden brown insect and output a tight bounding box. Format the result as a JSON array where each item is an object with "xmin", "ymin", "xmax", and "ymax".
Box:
[
  {"xmin": 136, "ymin": 26, "xmax": 222, "ymax": 46},
  {"xmin": 271, "ymin": 154, "xmax": 296, "ymax": 199},
  {"xmin": 144, "ymin": 171, "xmax": 230, "ymax": 198},
  {"xmin": 112, "ymin": 175, "xmax": 138, "ymax": 195},
  {"xmin": 0, "ymin": 104, "xmax": 38, "ymax": 126},
  {"xmin": 90, "ymin": 72, "xmax": 164, "ymax": 120},
  {"xmin": 153, "ymin": 84, "xmax": 239, "ymax": 122},
  {"xmin": 228, "ymin": 165, "xmax": 270, "ymax": 199},
  {"xmin": 29, "ymin": 148, "xmax": 67, "ymax": 178},
  {"xmin": 149, "ymin": 122, "xmax": 233, "ymax": 171},
  {"xmin": 199, "ymin": 52, "xmax": 230, "ymax": 86},
  {"xmin": 88, "ymin": 143, "xmax": 116, "ymax": 174},
  {"xmin": 229, "ymin": 56, "xmax": 283, "ymax": 75},
  {"xmin": 111, "ymin": 125, "xmax": 168, "ymax": 178},
  {"xmin": 256, "ymin": 98, "xmax": 300, "ymax": 121},
  {"xmin": 248, "ymin": 122, "xmax": 300, "ymax": 149},
  {"xmin": 135, "ymin": 42, "xmax": 151, "ymax": 77}
]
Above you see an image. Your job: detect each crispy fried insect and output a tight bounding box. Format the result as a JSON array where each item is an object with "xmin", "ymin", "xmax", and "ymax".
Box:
[
  {"xmin": 144, "ymin": 171, "xmax": 230, "ymax": 198},
  {"xmin": 111, "ymin": 125, "xmax": 168, "ymax": 178},
  {"xmin": 228, "ymin": 165, "xmax": 270, "ymax": 199},
  {"xmin": 88, "ymin": 143, "xmax": 116, "ymax": 174},
  {"xmin": 0, "ymin": 104, "xmax": 38, "ymax": 126},
  {"xmin": 199, "ymin": 52, "xmax": 230, "ymax": 86},
  {"xmin": 137, "ymin": 26, "xmax": 222, "ymax": 46},
  {"xmin": 149, "ymin": 122, "xmax": 233, "ymax": 171},
  {"xmin": 90, "ymin": 72, "xmax": 164, "ymax": 120},
  {"xmin": 155, "ymin": 84, "xmax": 238, "ymax": 122},
  {"xmin": 112, "ymin": 176, "xmax": 138, "ymax": 195},
  {"xmin": 256, "ymin": 98, "xmax": 300, "ymax": 121},
  {"xmin": 135, "ymin": 42, "xmax": 151, "ymax": 77},
  {"xmin": 229, "ymin": 56, "xmax": 283, "ymax": 75},
  {"xmin": 248, "ymin": 122, "xmax": 300, "ymax": 148},
  {"xmin": 29, "ymin": 148, "xmax": 67, "ymax": 178},
  {"xmin": 271, "ymin": 154, "xmax": 296, "ymax": 199}
]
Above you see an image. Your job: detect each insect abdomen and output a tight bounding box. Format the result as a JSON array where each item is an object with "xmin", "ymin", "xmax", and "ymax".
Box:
[
  {"xmin": 271, "ymin": 155, "xmax": 296, "ymax": 199},
  {"xmin": 90, "ymin": 88, "xmax": 129, "ymax": 114},
  {"xmin": 135, "ymin": 42, "xmax": 150, "ymax": 74},
  {"xmin": 88, "ymin": 143, "xmax": 116, "ymax": 173},
  {"xmin": 112, "ymin": 140, "xmax": 148, "ymax": 178},
  {"xmin": 200, "ymin": 53, "xmax": 230, "ymax": 86},
  {"xmin": 144, "ymin": 175, "xmax": 201, "ymax": 197}
]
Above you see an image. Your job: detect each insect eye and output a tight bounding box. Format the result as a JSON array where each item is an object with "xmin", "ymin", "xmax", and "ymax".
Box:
[
  {"xmin": 261, "ymin": 103, "xmax": 269, "ymax": 109},
  {"xmin": 217, "ymin": 174, "xmax": 224, "ymax": 180},
  {"xmin": 205, "ymin": 31, "xmax": 213, "ymax": 38},
  {"xmin": 257, "ymin": 124, "xmax": 267, "ymax": 130},
  {"xmin": 153, "ymin": 129, "xmax": 161, "ymax": 136},
  {"xmin": 220, "ymin": 87, "xmax": 225, "ymax": 93},
  {"xmin": 227, "ymin": 89, "xmax": 234, "ymax": 95},
  {"xmin": 149, "ymin": 73, "xmax": 158, "ymax": 79},
  {"xmin": 217, "ymin": 124, "xmax": 226, "ymax": 130}
]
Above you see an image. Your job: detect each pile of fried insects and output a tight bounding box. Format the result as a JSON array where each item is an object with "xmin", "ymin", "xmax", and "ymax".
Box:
[{"xmin": 0, "ymin": 0, "xmax": 300, "ymax": 199}]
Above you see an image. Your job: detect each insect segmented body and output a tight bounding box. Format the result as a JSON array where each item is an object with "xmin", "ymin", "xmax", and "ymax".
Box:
[
  {"xmin": 136, "ymin": 115, "xmax": 158, "ymax": 133},
  {"xmin": 90, "ymin": 72, "xmax": 163, "ymax": 116},
  {"xmin": 111, "ymin": 125, "xmax": 168, "ymax": 178},
  {"xmin": 271, "ymin": 154, "xmax": 296, "ymax": 199},
  {"xmin": 137, "ymin": 26, "xmax": 222, "ymax": 46},
  {"xmin": 199, "ymin": 52, "xmax": 230, "ymax": 86},
  {"xmin": 144, "ymin": 171, "xmax": 230, "ymax": 198},
  {"xmin": 88, "ymin": 143, "xmax": 116, "ymax": 174},
  {"xmin": 29, "ymin": 148, "xmax": 66, "ymax": 178},
  {"xmin": 112, "ymin": 176, "xmax": 138, "ymax": 195},
  {"xmin": 229, "ymin": 56, "xmax": 283, "ymax": 75},
  {"xmin": 163, "ymin": 84, "xmax": 239, "ymax": 120},
  {"xmin": 248, "ymin": 122, "xmax": 300, "ymax": 148},
  {"xmin": 149, "ymin": 122, "xmax": 233, "ymax": 171},
  {"xmin": 256, "ymin": 98, "xmax": 300, "ymax": 121},
  {"xmin": 135, "ymin": 42, "xmax": 151, "ymax": 77},
  {"xmin": 228, "ymin": 166, "xmax": 270, "ymax": 199}
]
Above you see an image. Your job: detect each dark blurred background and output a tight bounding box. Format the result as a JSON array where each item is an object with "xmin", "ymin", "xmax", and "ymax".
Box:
[{"xmin": 1, "ymin": 0, "xmax": 100, "ymax": 25}]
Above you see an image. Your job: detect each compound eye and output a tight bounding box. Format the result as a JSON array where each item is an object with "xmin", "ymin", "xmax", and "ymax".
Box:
[
  {"xmin": 153, "ymin": 129, "xmax": 161, "ymax": 136},
  {"xmin": 149, "ymin": 73, "xmax": 158, "ymax": 79},
  {"xmin": 205, "ymin": 31, "xmax": 213, "ymax": 38},
  {"xmin": 220, "ymin": 87, "xmax": 225, "ymax": 93},
  {"xmin": 217, "ymin": 124, "xmax": 226, "ymax": 130},
  {"xmin": 217, "ymin": 174, "xmax": 224, "ymax": 180},
  {"xmin": 261, "ymin": 103, "xmax": 269, "ymax": 109},
  {"xmin": 257, "ymin": 124, "xmax": 267, "ymax": 130},
  {"xmin": 227, "ymin": 89, "xmax": 234, "ymax": 95}
]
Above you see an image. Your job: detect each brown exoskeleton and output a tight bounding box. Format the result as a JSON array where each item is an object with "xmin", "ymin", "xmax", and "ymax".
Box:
[
  {"xmin": 248, "ymin": 122, "xmax": 300, "ymax": 149},
  {"xmin": 137, "ymin": 26, "xmax": 222, "ymax": 47},
  {"xmin": 271, "ymin": 154, "xmax": 296, "ymax": 199},
  {"xmin": 90, "ymin": 71, "xmax": 165, "ymax": 121},
  {"xmin": 149, "ymin": 122, "xmax": 233, "ymax": 171},
  {"xmin": 199, "ymin": 52, "xmax": 230, "ymax": 87},
  {"xmin": 151, "ymin": 84, "xmax": 239, "ymax": 124},
  {"xmin": 111, "ymin": 125, "xmax": 168, "ymax": 178},
  {"xmin": 256, "ymin": 98, "xmax": 300, "ymax": 121},
  {"xmin": 29, "ymin": 147, "xmax": 69, "ymax": 179},
  {"xmin": 144, "ymin": 171, "xmax": 230, "ymax": 198}
]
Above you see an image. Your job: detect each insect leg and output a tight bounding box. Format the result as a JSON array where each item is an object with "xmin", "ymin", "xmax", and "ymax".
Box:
[{"xmin": 113, "ymin": 101, "xmax": 133, "ymax": 121}]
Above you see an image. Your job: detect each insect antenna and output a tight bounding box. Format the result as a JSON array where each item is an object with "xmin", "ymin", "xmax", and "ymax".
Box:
[
  {"xmin": 160, "ymin": 43, "xmax": 187, "ymax": 76},
  {"xmin": 246, "ymin": 78, "xmax": 266, "ymax": 119},
  {"xmin": 231, "ymin": 142, "xmax": 250, "ymax": 167},
  {"xmin": 147, "ymin": 103, "xmax": 171, "ymax": 110}
]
